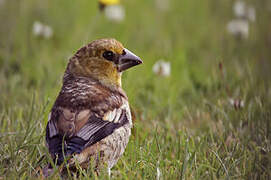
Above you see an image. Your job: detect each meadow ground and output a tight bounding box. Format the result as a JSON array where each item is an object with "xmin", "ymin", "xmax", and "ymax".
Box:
[{"xmin": 0, "ymin": 0, "xmax": 270, "ymax": 179}]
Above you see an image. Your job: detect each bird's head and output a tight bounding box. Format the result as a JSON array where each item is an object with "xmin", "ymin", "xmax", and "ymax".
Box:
[{"xmin": 66, "ymin": 38, "xmax": 142, "ymax": 88}]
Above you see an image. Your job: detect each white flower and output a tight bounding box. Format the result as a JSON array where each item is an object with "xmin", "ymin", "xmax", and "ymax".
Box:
[
  {"xmin": 247, "ymin": 6, "xmax": 256, "ymax": 22},
  {"xmin": 104, "ymin": 5, "xmax": 125, "ymax": 23},
  {"xmin": 227, "ymin": 19, "xmax": 249, "ymax": 39},
  {"xmin": 32, "ymin": 21, "xmax": 53, "ymax": 39},
  {"xmin": 233, "ymin": 0, "xmax": 246, "ymax": 18},
  {"xmin": 32, "ymin": 21, "xmax": 44, "ymax": 36},
  {"xmin": 155, "ymin": 0, "xmax": 170, "ymax": 12},
  {"xmin": 43, "ymin": 25, "xmax": 53, "ymax": 39},
  {"xmin": 152, "ymin": 60, "xmax": 171, "ymax": 77},
  {"xmin": 233, "ymin": 1, "xmax": 256, "ymax": 22}
]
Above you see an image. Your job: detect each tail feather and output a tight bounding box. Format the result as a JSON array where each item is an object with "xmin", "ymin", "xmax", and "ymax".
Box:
[{"xmin": 48, "ymin": 135, "xmax": 86, "ymax": 165}]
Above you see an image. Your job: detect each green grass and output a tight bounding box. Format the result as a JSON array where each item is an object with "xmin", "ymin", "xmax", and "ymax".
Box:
[{"xmin": 0, "ymin": 0, "xmax": 271, "ymax": 179}]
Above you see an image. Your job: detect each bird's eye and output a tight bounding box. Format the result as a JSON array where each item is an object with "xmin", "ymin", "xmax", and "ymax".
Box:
[{"xmin": 103, "ymin": 51, "xmax": 114, "ymax": 61}]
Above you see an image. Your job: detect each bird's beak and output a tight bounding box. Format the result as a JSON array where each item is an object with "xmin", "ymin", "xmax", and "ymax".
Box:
[{"xmin": 117, "ymin": 48, "xmax": 143, "ymax": 72}]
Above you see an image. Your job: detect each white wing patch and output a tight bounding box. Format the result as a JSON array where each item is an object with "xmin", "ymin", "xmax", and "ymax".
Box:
[
  {"xmin": 104, "ymin": 108, "xmax": 117, "ymax": 122},
  {"xmin": 103, "ymin": 100, "xmax": 132, "ymax": 124},
  {"xmin": 113, "ymin": 108, "xmax": 122, "ymax": 123},
  {"xmin": 103, "ymin": 108, "xmax": 122, "ymax": 123}
]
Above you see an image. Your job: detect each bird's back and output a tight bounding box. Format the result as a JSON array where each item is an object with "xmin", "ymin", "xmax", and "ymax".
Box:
[{"xmin": 45, "ymin": 73, "xmax": 132, "ymax": 168}]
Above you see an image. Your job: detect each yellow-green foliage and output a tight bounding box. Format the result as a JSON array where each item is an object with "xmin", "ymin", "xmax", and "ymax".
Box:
[{"xmin": 0, "ymin": 0, "xmax": 270, "ymax": 179}]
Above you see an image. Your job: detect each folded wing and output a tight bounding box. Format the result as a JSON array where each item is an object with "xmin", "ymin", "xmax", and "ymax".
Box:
[{"xmin": 46, "ymin": 107, "xmax": 128, "ymax": 165}]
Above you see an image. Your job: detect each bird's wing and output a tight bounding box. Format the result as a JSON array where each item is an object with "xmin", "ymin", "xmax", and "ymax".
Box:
[
  {"xmin": 46, "ymin": 105, "xmax": 129, "ymax": 164},
  {"xmin": 76, "ymin": 107, "xmax": 128, "ymax": 147}
]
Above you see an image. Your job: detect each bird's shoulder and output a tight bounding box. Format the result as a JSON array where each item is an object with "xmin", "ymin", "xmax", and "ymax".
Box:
[
  {"xmin": 47, "ymin": 74, "xmax": 131, "ymax": 139},
  {"xmin": 55, "ymin": 74, "xmax": 127, "ymax": 114}
]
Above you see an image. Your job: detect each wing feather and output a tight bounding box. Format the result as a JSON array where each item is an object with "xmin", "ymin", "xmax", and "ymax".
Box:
[
  {"xmin": 76, "ymin": 116, "xmax": 110, "ymax": 141},
  {"xmin": 46, "ymin": 107, "xmax": 128, "ymax": 165}
]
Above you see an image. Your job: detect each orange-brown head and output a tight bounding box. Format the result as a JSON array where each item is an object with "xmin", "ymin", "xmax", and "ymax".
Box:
[{"xmin": 66, "ymin": 38, "xmax": 142, "ymax": 88}]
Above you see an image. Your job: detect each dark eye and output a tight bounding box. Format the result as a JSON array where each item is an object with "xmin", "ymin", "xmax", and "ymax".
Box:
[{"xmin": 103, "ymin": 51, "xmax": 114, "ymax": 61}]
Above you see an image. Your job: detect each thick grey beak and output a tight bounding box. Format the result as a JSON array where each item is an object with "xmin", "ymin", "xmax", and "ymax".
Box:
[{"xmin": 117, "ymin": 48, "xmax": 142, "ymax": 72}]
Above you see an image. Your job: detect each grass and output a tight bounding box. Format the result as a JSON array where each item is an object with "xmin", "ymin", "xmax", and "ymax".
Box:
[{"xmin": 0, "ymin": 0, "xmax": 271, "ymax": 179}]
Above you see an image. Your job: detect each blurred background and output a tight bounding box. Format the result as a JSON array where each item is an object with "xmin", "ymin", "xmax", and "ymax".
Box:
[{"xmin": 0, "ymin": 0, "xmax": 270, "ymax": 179}]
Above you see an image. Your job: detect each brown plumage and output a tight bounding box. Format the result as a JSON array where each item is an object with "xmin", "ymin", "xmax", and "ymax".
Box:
[{"xmin": 43, "ymin": 38, "xmax": 142, "ymax": 177}]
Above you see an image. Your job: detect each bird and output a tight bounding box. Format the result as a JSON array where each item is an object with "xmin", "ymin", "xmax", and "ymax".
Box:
[{"xmin": 43, "ymin": 38, "xmax": 142, "ymax": 177}]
